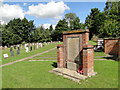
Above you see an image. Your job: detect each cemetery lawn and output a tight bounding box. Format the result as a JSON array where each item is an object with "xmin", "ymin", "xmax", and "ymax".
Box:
[
  {"xmin": 2, "ymin": 42, "xmax": 61, "ymax": 64},
  {"xmin": 2, "ymin": 45, "xmax": 118, "ymax": 88},
  {"xmin": 88, "ymin": 41, "xmax": 97, "ymax": 45}
]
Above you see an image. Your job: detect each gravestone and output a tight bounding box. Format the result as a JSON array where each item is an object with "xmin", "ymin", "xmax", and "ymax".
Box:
[
  {"xmin": 30, "ymin": 46, "xmax": 32, "ymax": 51},
  {"xmin": 3, "ymin": 53, "xmax": 8, "ymax": 58},
  {"xmin": 37, "ymin": 43, "xmax": 39, "ymax": 49},
  {"xmin": 17, "ymin": 46, "xmax": 20, "ymax": 55},
  {"xmin": 25, "ymin": 45, "xmax": 29, "ymax": 53},
  {"xmin": 51, "ymin": 29, "xmax": 96, "ymax": 82},
  {"xmin": 10, "ymin": 47, "xmax": 14, "ymax": 56}
]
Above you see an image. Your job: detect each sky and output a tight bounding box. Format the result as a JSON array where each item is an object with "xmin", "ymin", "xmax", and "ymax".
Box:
[{"xmin": 0, "ymin": 1, "xmax": 106, "ymax": 29}]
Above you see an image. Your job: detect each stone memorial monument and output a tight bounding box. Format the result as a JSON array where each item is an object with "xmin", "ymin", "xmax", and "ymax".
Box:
[{"xmin": 51, "ymin": 29, "xmax": 96, "ymax": 82}]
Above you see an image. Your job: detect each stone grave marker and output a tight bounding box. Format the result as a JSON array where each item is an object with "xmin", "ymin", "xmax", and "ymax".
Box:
[
  {"xmin": 17, "ymin": 46, "xmax": 20, "ymax": 55},
  {"xmin": 3, "ymin": 53, "xmax": 8, "ymax": 58},
  {"xmin": 10, "ymin": 46, "xmax": 14, "ymax": 56}
]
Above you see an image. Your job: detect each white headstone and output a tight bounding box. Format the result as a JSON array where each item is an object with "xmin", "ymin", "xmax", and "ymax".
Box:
[
  {"xmin": 37, "ymin": 43, "xmax": 39, "ymax": 49},
  {"xmin": 26, "ymin": 47, "xmax": 29, "ymax": 53},
  {"xmin": 3, "ymin": 54, "xmax": 8, "ymax": 58}
]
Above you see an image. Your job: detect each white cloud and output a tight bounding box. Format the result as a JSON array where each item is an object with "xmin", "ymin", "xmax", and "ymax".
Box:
[
  {"xmin": 26, "ymin": 1, "xmax": 70, "ymax": 18},
  {"xmin": 23, "ymin": 3, "xmax": 27, "ymax": 6},
  {"xmin": 0, "ymin": 4, "xmax": 24, "ymax": 24},
  {"xmin": 40, "ymin": 23, "xmax": 56, "ymax": 30},
  {"xmin": 0, "ymin": 0, "xmax": 4, "ymax": 2}
]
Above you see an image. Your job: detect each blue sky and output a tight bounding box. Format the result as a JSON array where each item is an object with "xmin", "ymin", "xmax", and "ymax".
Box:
[{"xmin": 1, "ymin": 1, "xmax": 106, "ymax": 28}]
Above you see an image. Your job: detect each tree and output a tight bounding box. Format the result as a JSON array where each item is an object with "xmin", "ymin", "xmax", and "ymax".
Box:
[
  {"xmin": 85, "ymin": 8, "xmax": 102, "ymax": 39},
  {"xmin": 72, "ymin": 17, "xmax": 81, "ymax": 30},
  {"xmin": 20, "ymin": 18, "xmax": 35, "ymax": 43},
  {"xmin": 98, "ymin": 1, "xmax": 120, "ymax": 38},
  {"xmin": 99, "ymin": 19, "xmax": 119, "ymax": 38},
  {"xmin": 65, "ymin": 13, "xmax": 77, "ymax": 30},
  {"xmin": 3, "ymin": 18, "xmax": 36, "ymax": 46},
  {"xmin": 52, "ymin": 19, "xmax": 68, "ymax": 41},
  {"xmin": 49, "ymin": 25, "xmax": 53, "ymax": 32}
]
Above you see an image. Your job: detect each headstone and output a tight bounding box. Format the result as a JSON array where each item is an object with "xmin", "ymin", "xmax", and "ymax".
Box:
[
  {"xmin": 26, "ymin": 45, "xmax": 29, "ymax": 53},
  {"xmin": 24, "ymin": 44, "xmax": 28, "ymax": 48},
  {"xmin": 17, "ymin": 46, "xmax": 20, "ymax": 55},
  {"xmin": 3, "ymin": 53, "xmax": 8, "ymax": 58},
  {"xmin": 30, "ymin": 46, "xmax": 32, "ymax": 51},
  {"xmin": 37, "ymin": 43, "xmax": 39, "ymax": 49},
  {"xmin": 10, "ymin": 47, "xmax": 14, "ymax": 56},
  {"xmin": 34, "ymin": 43, "xmax": 36, "ymax": 50},
  {"xmin": 97, "ymin": 39, "xmax": 103, "ymax": 49},
  {"xmin": 4, "ymin": 46, "xmax": 7, "ymax": 49}
]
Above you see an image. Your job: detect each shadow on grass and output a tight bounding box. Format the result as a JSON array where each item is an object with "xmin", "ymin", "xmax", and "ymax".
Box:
[
  {"xmin": 51, "ymin": 62, "xmax": 57, "ymax": 68},
  {"xmin": 94, "ymin": 50, "xmax": 119, "ymax": 61},
  {"xmin": 103, "ymin": 55, "xmax": 119, "ymax": 61}
]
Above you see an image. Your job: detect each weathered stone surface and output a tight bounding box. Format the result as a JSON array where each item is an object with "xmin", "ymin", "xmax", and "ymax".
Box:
[
  {"xmin": 67, "ymin": 37, "xmax": 80, "ymax": 62},
  {"xmin": 50, "ymin": 68, "xmax": 87, "ymax": 82},
  {"xmin": 67, "ymin": 61, "xmax": 77, "ymax": 71}
]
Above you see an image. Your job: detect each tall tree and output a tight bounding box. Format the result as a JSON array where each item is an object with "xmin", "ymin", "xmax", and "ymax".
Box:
[
  {"xmin": 3, "ymin": 18, "xmax": 36, "ymax": 46},
  {"xmin": 49, "ymin": 25, "xmax": 53, "ymax": 32},
  {"xmin": 98, "ymin": 1, "xmax": 120, "ymax": 38},
  {"xmin": 72, "ymin": 17, "xmax": 81, "ymax": 30},
  {"xmin": 85, "ymin": 8, "xmax": 101, "ymax": 39},
  {"xmin": 65, "ymin": 13, "xmax": 77, "ymax": 29},
  {"xmin": 52, "ymin": 19, "xmax": 68, "ymax": 41}
]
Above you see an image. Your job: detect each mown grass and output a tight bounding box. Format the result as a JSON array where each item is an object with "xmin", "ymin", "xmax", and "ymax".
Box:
[
  {"xmin": 88, "ymin": 41, "xmax": 97, "ymax": 45},
  {"xmin": 2, "ymin": 60, "xmax": 118, "ymax": 88},
  {"xmin": 27, "ymin": 49, "xmax": 57, "ymax": 60},
  {"xmin": 2, "ymin": 41, "xmax": 118, "ymax": 88},
  {"xmin": 2, "ymin": 42, "xmax": 61, "ymax": 64}
]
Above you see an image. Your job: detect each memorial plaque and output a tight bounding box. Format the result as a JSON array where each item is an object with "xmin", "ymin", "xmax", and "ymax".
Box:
[{"xmin": 67, "ymin": 37, "xmax": 80, "ymax": 62}]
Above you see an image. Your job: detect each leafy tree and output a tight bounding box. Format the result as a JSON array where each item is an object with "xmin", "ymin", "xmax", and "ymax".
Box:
[
  {"xmin": 98, "ymin": 1, "xmax": 120, "ymax": 38},
  {"xmin": 5, "ymin": 18, "xmax": 35, "ymax": 44},
  {"xmin": 65, "ymin": 13, "xmax": 77, "ymax": 30},
  {"xmin": 65, "ymin": 13, "xmax": 77, "ymax": 21},
  {"xmin": 72, "ymin": 17, "xmax": 81, "ymax": 30},
  {"xmin": 99, "ymin": 19, "xmax": 119, "ymax": 38},
  {"xmin": 85, "ymin": 8, "xmax": 102, "ymax": 39},
  {"xmin": 52, "ymin": 19, "xmax": 68, "ymax": 41},
  {"xmin": 49, "ymin": 25, "xmax": 53, "ymax": 32}
]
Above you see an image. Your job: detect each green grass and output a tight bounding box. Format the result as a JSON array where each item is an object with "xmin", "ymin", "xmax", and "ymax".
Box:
[
  {"xmin": 2, "ymin": 45, "xmax": 118, "ymax": 88},
  {"xmin": 1, "ymin": 41, "xmax": 118, "ymax": 88},
  {"xmin": 2, "ymin": 60, "xmax": 118, "ymax": 88},
  {"xmin": 2, "ymin": 42, "xmax": 61, "ymax": 64},
  {"xmin": 27, "ymin": 49, "xmax": 57, "ymax": 60},
  {"xmin": 88, "ymin": 41, "xmax": 97, "ymax": 45},
  {"xmin": 94, "ymin": 51, "xmax": 106, "ymax": 56}
]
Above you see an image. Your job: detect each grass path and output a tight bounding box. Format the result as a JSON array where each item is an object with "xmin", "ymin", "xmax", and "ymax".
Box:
[{"xmin": 0, "ymin": 47, "xmax": 56, "ymax": 67}]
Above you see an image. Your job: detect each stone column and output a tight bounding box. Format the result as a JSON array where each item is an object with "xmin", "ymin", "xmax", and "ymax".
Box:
[
  {"xmin": 83, "ymin": 44, "xmax": 95, "ymax": 76},
  {"xmin": 57, "ymin": 44, "xmax": 64, "ymax": 68}
]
